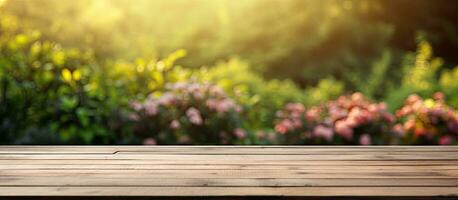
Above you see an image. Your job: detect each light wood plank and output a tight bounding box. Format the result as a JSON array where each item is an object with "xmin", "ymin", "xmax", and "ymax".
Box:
[
  {"xmin": 0, "ymin": 170, "xmax": 454, "ymax": 179},
  {"xmin": 1, "ymin": 159, "xmax": 458, "ymax": 165},
  {"xmin": 1, "ymin": 187, "xmax": 458, "ymax": 196},
  {"xmin": 2, "ymin": 146, "xmax": 458, "ymax": 154},
  {"xmin": 1, "ymin": 153, "xmax": 458, "ymax": 160},
  {"xmin": 1, "ymin": 164, "xmax": 457, "ymax": 170},
  {"xmin": 1, "ymin": 177, "xmax": 458, "ymax": 187}
]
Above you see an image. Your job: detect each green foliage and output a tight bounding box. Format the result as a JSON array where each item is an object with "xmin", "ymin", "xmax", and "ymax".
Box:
[
  {"xmin": 348, "ymin": 50, "xmax": 392, "ymax": 99},
  {"xmin": 304, "ymin": 77, "xmax": 344, "ymax": 106},
  {"xmin": 439, "ymin": 67, "xmax": 458, "ymax": 108},
  {"xmin": 199, "ymin": 58, "xmax": 307, "ymax": 129},
  {"xmin": 0, "ymin": 14, "xmax": 194, "ymax": 144},
  {"xmin": 384, "ymin": 40, "xmax": 444, "ymax": 111},
  {"xmin": 401, "ymin": 41, "xmax": 442, "ymax": 93},
  {"xmin": 0, "ymin": 0, "xmax": 395, "ymax": 86},
  {"xmin": 0, "ymin": 15, "xmax": 112, "ymax": 144}
]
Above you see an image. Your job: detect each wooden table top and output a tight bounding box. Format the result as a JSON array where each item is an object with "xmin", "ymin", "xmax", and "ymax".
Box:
[{"xmin": 0, "ymin": 146, "xmax": 458, "ymax": 199}]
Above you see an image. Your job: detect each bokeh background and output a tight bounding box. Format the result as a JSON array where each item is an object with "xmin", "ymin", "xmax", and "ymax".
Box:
[{"xmin": 1, "ymin": 0, "xmax": 457, "ymax": 145}]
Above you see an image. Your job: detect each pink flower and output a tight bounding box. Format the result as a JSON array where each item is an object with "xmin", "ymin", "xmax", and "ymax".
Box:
[
  {"xmin": 207, "ymin": 99, "xmax": 237, "ymax": 113},
  {"xmin": 305, "ymin": 107, "xmax": 321, "ymax": 121},
  {"xmin": 335, "ymin": 120, "xmax": 353, "ymax": 140},
  {"xmin": 235, "ymin": 106, "xmax": 242, "ymax": 113},
  {"xmin": 216, "ymin": 99, "xmax": 236, "ymax": 113},
  {"xmin": 143, "ymin": 138, "xmax": 157, "ymax": 145},
  {"xmin": 234, "ymin": 128, "xmax": 247, "ymax": 139},
  {"xmin": 313, "ymin": 125, "xmax": 333, "ymax": 142},
  {"xmin": 433, "ymin": 92, "xmax": 445, "ymax": 101},
  {"xmin": 412, "ymin": 101, "xmax": 423, "ymax": 110},
  {"xmin": 348, "ymin": 107, "xmax": 364, "ymax": 123},
  {"xmin": 209, "ymin": 86, "xmax": 225, "ymax": 97},
  {"xmin": 170, "ymin": 82, "xmax": 187, "ymax": 90},
  {"xmin": 351, "ymin": 92, "xmax": 364, "ymax": 102},
  {"xmin": 329, "ymin": 107, "xmax": 347, "ymax": 121},
  {"xmin": 291, "ymin": 118, "xmax": 303, "ymax": 128},
  {"xmin": 439, "ymin": 136, "xmax": 455, "ymax": 145},
  {"xmin": 383, "ymin": 113, "xmax": 396, "ymax": 123},
  {"xmin": 345, "ymin": 116, "xmax": 358, "ymax": 127},
  {"xmin": 406, "ymin": 94, "xmax": 421, "ymax": 105},
  {"xmin": 378, "ymin": 102, "xmax": 388, "ymax": 111},
  {"xmin": 157, "ymin": 93, "xmax": 176, "ymax": 106},
  {"xmin": 403, "ymin": 119, "xmax": 415, "ymax": 131},
  {"xmin": 396, "ymin": 106, "xmax": 412, "ymax": 117},
  {"xmin": 359, "ymin": 134, "xmax": 371, "ymax": 145},
  {"xmin": 276, "ymin": 111, "xmax": 284, "ymax": 118},
  {"xmin": 275, "ymin": 125, "xmax": 287, "ymax": 134},
  {"xmin": 186, "ymin": 83, "xmax": 201, "ymax": 93},
  {"xmin": 368, "ymin": 104, "xmax": 378, "ymax": 113},
  {"xmin": 393, "ymin": 123, "xmax": 405, "ymax": 136},
  {"xmin": 128, "ymin": 113, "xmax": 140, "ymax": 121},
  {"xmin": 130, "ymin": 101, "xmax": 143, "ymax": 111},
  {"xmin": 206, "ymin": 99, "xmax": 218, "ymax": 110},
  {"xmin": 145, "ymin": 101, "xmax": 158, "ymax": 116},
  {"xmin": 170, "ymin": 120, "xmax": 181, "ymax": 129},
  {"xmin": 275, "ymin": 123, "xmax": 288, "ymax": 134},
  {"xmin": 186, "ymin": 107, "xmax": 203, "ymax": 125},
  {"xmin": 448, "ymin": 121, "xmax": 458, "ymax": 133},
  {"xmin": 192, "ymin": 90, "xmax": 204, "ymax": 100}
]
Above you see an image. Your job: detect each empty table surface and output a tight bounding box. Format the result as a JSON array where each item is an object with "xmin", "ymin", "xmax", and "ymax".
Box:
[{"xmin": 0, "ymin": 146, "xmax": 458, "ymax": 199}]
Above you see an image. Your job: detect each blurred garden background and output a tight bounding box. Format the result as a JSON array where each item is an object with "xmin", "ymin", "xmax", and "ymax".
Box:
[{"xmin": 1, "ymin": 0, "xmax": 458, "ymax": 145}]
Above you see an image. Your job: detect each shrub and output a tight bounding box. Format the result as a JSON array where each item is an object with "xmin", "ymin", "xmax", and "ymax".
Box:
[
  {"xmin": 394, "ymin": 93, "xmax": 458, "ymax": 145},
  {"xmin": 200, "ymin": 58, "xmax": 308, "ymax": 131},
  {"xmin": 0, "ymin": 15, "xmax": 112, "ymax": 144},
  {"xmin": 384, "ymin": 40, "xmax": 443, "ymax": 111},
  {"xmin": 439, "ymin": 67, "xmax": 458, "ymax": 108},
  {"xmin": 304, "ymin": 77, "xmax": 344, "ymax": 106},
  {"xmin": 129, "ymin": 82, "xmax": 247, "ymax": 144},
  {"xmin": 0, "ymin": 14, "xmax": 194, "ymax": 144},
  {"xmin": 323, "ymin": 93, "xmax": 396, "ymax": 145},
  {"xmin": 274, "ymin": 93, "xmax": 396, "ymax": 145},
  {"xmin": 274, "ymin": 103, "xmax": 316, "ymax": 144}
]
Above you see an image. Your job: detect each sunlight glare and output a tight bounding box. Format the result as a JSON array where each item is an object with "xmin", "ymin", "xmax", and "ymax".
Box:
[{"xmin": 0, "ymin": 0, "xmax": 7, "ymax": 7}]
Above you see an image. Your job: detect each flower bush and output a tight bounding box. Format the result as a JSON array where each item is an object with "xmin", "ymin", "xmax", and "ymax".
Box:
[
  {"xmin": 274, "ymin": 103, "xmax": 315, "ymax": 144},
  {"xmin": 129, "ymin": 82, "xmax": 247, "ymax": 144},
  {"xmin": 325, "ymin": 93, "xmax": 396, "ymax": 145},
  {"xmin": 394, "ymin": 93, "xmax": 458, "ymax": 145},
  {"xmin": 274, "ymin": 93, "xmax": 396, "ymax": 145},
  {"xmin": 0, "ymin": 14, "xmax": 114, "ymax": 144}
]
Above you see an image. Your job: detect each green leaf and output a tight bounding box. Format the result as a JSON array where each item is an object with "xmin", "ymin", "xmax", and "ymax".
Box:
[
  {"xmin": 61, "ymin": 96, "xmax": 78, "ymax": 111},
  {"xmin": 76, "ymin": 108, "xmax": 90, "ymax": 127}
]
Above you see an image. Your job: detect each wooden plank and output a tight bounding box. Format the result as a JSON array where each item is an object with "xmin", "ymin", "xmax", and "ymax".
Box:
[
  {"xmin": 0, "ymin": 187, "xmax": 458, "ymax": 196},
  {"xmin": 1, "ymin": 153, "xmax": 458, "ymax": 160},
  {"xmin": 1, "ymin": 177, "xmax": 458, "ymax": 187},
  {"xmin": 1, "ymin": 164, "xmax": 457, "ymax": 170},
  {"xmin": 2, "ymin": 159, "xmax": 458, "ymax": 166},
  {"xmin": 0, "ymin": 170, "xmax": 454, "ymax": 179},
  {"xmin": 2, "ymin": 146, "xmax": 458, "ymax": 153}
]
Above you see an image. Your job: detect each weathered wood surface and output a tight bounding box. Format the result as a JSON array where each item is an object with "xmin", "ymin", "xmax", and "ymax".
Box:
[{"xmin": 0, "ymin": 146, "xmax": 458, "ymax": 199}]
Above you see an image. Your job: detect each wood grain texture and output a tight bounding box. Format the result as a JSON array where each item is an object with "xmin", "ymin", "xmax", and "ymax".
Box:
[{"xmin": 0, "ymin": 146, "xmax": 458, "ymax": 199}]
